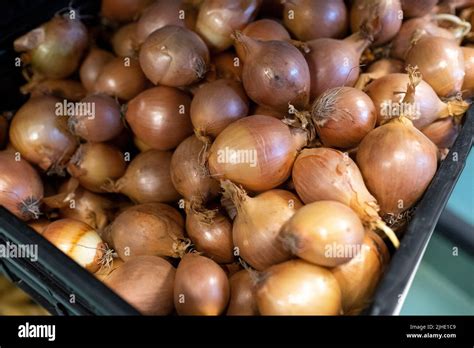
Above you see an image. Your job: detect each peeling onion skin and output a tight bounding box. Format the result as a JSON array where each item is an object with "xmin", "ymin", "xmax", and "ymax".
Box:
[
  {"xmin": 227, "ymin": 270, "xmax": 259, "ymax": 316},
  {"xmin": 174, "ymin": 253, "xmax": 230, "ymax": 315},
  {"xmin": 104, "ymin": 256, "xmax": 175, "ymax": 315},
  {"xmin": 79, "ymin": 48, "xmax": 115, "ymax": 92},
  {"xmin": 256, "ymin": 259, "xmax": 343, "ymax": 315},
  {"xmin": 0, "ymin": 151, "xmax": 44, "ymax": 221},
  {"xmin": 332, "ymin": 231, "xmax": 390, "ymax": 315},
  {"xmin": 139, "ymin": 25, "xmax": 210, "ymax": 87},
  {"xmin": 356, "ymin": 117, "xmax": 438, "ymax": 216},
  {"xmin": 282, "ymin": 0, "xmax": 348, "ymax": 41}
]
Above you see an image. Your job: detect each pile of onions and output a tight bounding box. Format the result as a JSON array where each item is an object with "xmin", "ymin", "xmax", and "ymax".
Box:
[
  {"xmin": 350, "ymin": 0, "xmax": 402, "ymax": 46},
  {"xmin": 256, "ymin": 259, "xmax": 342, "ymax": 315},
  {"xmin": 68, "ymin": 94, "xmax": 123, "ymax": 142},
  {"xmin": 233, "ymin": 31, "xmax": 310, "ymax": 112},
  {"xmin": 227, "ymin": 270, "xmax": 259, "ymax": 315},
  {"xmin": 190, "ymin": 79, "xmax": 249, "ymax": 140},
  {"xmin": 9, "ymin": 96, "xmax": 77, "ymax": 173},
  {"xmin": 208, "ymin": 115, "xmax": 307, "ymax": 191},
  {"xmin": 174, "ymin": 253, "xmax": 230, "ymax": 315},
  {"xmin": 234, "ymin": 19, "xmax": 291, "ymax": 61},
  {"xmin": 14, "ymin": 15, "xmax": 88, "ymax": 79},
  {"xmin": 401, "ymin": 0, "xmax": 438, "ymax": 18},
  {"xmin": 112, "ymin": 23, "xmax": 138, "ymax": 57},
  {"xmin": 125, "ymin": 86, "xmax": 193, "ymax": 150},
  {"xmin": 107, "ymin": 203, "xmax": 187, "ymax": 261},
  {"xmin": 366, "ymin": 72, "xmax": 469, "ymax": 129},
  {"xmin": 221, "ymin": 180, "xmax": 303, "ymax": 271},
  {"xmin": 170, "ymin": 135, "xmax": 220, "ymax": 204},
  {"xmin": 195, "ymin": 0, "xmax": 261, "ymax": 52},
  {"xmin": 107, "ymin": 149, "xmax": 180, "ymax": 203},
  {"xmin": 139, "ymin": 26, "xmax": 210, "ymax": 87},
  {"xmin": 185, "ymin": 205, "xmax": 234, "ymax": 264},
  {"xmin": 332, "ymin": 231, "xmax": 389, "ymax": 314},
  {"xmin": 406, "ymin": 36, "xmax": 465, "ymax": 97},
  {"xmin": 67, "ymin": 143, "xmax": 126, "ymax": 193},
  {"xmin": 104, "ymin": 256, "xmax": 175, "ymax": 315},
  {"xmin": 101, "ymin": 0, "xmax": 152, "ymax": 23},
  {"xmin": 0, "ymin": 151, "xmax": 43, "ymax": 221},
  {"xmin": 79, "ymin": 48, "xmax": 114, "ymax": 92},
  {"xmin": 94, "ymin": 57, "xmax": 147, "ymax": 101},
  {"xmin": 23, "ymin": 79, "xmax": 87, "ymax": 102},
  {"xmin": 281, "ymin": 200, "xmax": 365, "ymax": 267},
  {"xmin": 355, "ymin": 58, "xmax": 404, "ymax": 89},
  {"xmin": 42, "ymin": 219, "xmax": 110, "ymax": 273},
  {"xmin": 282, "ymin": 0, "xmax": 348, "ymax": 41},
  {"xmin": 292, "ymin": 148, "xmax": 400, "ymax": 248}
]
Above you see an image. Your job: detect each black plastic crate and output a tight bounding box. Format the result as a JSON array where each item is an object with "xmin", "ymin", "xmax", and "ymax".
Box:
[{"xmin": 0, "ymin": 0, "xmax": 473, "ymax": 316}]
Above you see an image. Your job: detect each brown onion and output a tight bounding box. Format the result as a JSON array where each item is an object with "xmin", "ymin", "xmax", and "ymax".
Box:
[
  {"xmin": 209, "ymin": 51, "xmax": 243, "ymax": 81},
  {"xmin": 101, "ymin": 0, "xmax": 152, "ymax": 23},
  {"xmin": 281, "ymin": 201, "xmax": 365, "ymax": 267},
  {"xmin": 68, "ymin": 94, "xmax": 123, "ymax": 142},
  {"xmin": 462, "ymin": 46, "xmax": 474, "ymax": 97},
  {"xmin": 95, "ymin": 257, "xmax": 124, "ymax": 282},
  {"xmin": 256, "ymin": 259, "xmax": 342, "ymax": 315},
  {"xmin": 14, "ymin": 15, "xmax": 88, "ymax": 79},
  {"xmin": 227, "ymin": 270, "xmax": 259, "ymax": 316},
  {"xmin": 366, "ymin": 72, "xmax": 469, "ymax": 129},
  {"xmin": 104, "ymin": 256, "xmax": 175, "ymax": 315},
  {"xmin": 139, "ymin": 25, "xmax": 210, "ymax": 86},
  {"xmin": 355, "ymin": 58, "xmax": 405, "ymax": 89},
  {"xmin": 422, "ymin": 117, "xmax": 462, "ymax": 149},
  {"xmin": 208, "ymin": 115, "xmax": 307, "ymax": 191},
  {"xmin": 252, "ymin": 105, "xmax": 286, "ymax": 119},
  {"xmin": 332, "ymin": 231, "xmax": 389, "ymax": 314},
  {"xmin": 196, "ymin": 0, "xmax": 261, "ymax": 52},
  {"xmin": 170, "ymin": 135, "xmax": 220, "ymax": 204},
  {"xmin": 282, "ymin": 0, "xmax": 348, "ymax": 41},
  {"xmin": 234, "ymin": 32, "xmax": 310, "ymax": 112},
  {"xmin": 42, "ymin": 219, "xmax": 109, "ymax": 273},
  {"xmin": 185, "ymin": 204, "xmax": 234, "ymax": 264},
  {"xmin": 174, "ymin": 253, "xmax": 230, "ymax": 315},
  {"xmin": 108, "ymin": 149, "xmax": 180, "ymax": 203},
  {"xmin": 109, "ymin": 203, "xmax": 187, "ymax": 261},
  {"xmin": 94, "ymin": 57, "xmax": 147, "ymax": 101},
  {"xmin": 401, "ymin": 0, "xmax": 438, "ymax": 18},
  {"xmin": 23, "ymin": 79, "xmax": 87, "ymax": 102},
  {"xmin": 221, "ymin": 180, "xmax": 303, "ymax": 271},
  {"xmin": 9, "ymin": 96, "xmax": 77, "ymax": 173},
  {"xmin": 79, "ymin": 48, "xmax": 115, "ymax": 92},
  {"xmin": 350, "ymin": 0, "xmax": 402, "ymax": 46},
  {"xmin": 0, "ymin": 151, "xmax": 43, "ymax": 220},
  {"xmin": 191, "ymin": 79, "xmax": 249, "ymax": 139},
  {"xmin": 67, "ymin": 143, "xmax": 126, "ymax": 193},
  {"xmin": 126, "ymin": 86, "xmax": 193, "ymax": 150},
  {"xmin": 235, "ymin": 19, "xmax": 291, "ymax": 60},
  {"xmin": 112, "ymin": 23, "xmax": 138, "ymax": 57}
]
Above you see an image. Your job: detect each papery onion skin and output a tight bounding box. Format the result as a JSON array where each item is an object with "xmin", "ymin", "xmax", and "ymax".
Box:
[
  {"xmin": 101, "ymin": 0, "xmax": 153, "ymax": 23},
  {"xmin": 79, "ymin": 48, "xmax": 115, "ymax": 92},
  {"xmin": 0, "ymin": 151, "xmax": 44, "ymax": 221},
  {"xmin": 209, "ymin": 51, "xmax": 243, "ymax": 81},
  {"xmin": 355, "ymin": 58, "xmax": 405, "ymax": 89},
  {"xmin": 25, "ymin": 79, "xmax": 87, "ymax": 102},
  {"xmin": 422, "ymin": 117, "xmax": 461, "ymax": 149},
  {"xmin": 94, "ymin": 57, "xmax": 147, "ymax": 101},
  {"xmin": 112, "ymin": 23, "xmax": 138, "ymax": 57},
  {"xmin": 332, "ymin": 231, "xmax": 389, "ymax": 315},
  {"xmin": 356, "ymin": 117, "xmax": 438, "ymax": 216},
  {"xmin": 350, "ymin": 0, "xmax": 403, "ymax": 46},
  {"xmin": 139, "ymin": 25, "xmax": 210, "ymax": 87},
  {"xmin": 191, "ymin": 79, "xmax": 249, "ymax": 138},
  {"xmin": 126, "ymin": 86, "xmax": 193, "ymax": 150},
  {"xmin": 256, "ymin": 259, "xmax": 342, "ymax": 315},
  {"xmin": 104, "ymin": 256, "xmax": 175, "ymax": 315},
  {"xmin": 42, "ymin": 219, "xmax": 106, "ymax": 273},
  {"xmin": 14, "ymin": 15, "xmax": 88, "ymax": 79},
  {"xmin": 170, "ymin": 135, "xmax": 220, "ymax": 204},
  {"xmin": 67, "ymin": 143, "xmax": 126, "ymax": 193},
  {"xmin": 462, "ymin": 46, "xmax": 474, "ymax": 98},
  {"xmin": 253, "ymin": 105, "xmax": 286, "ymax": 119},
  {"xmin": 114, "ymin": 150, "xmax": 180, "ymax": 203},
  {"xmin": 281, "ymin": 200, "xmax": 365, "ymax": 267},
  {"xmin": 282, "ymin": 0, "xmax": 348, "ymax": 41},
  {"xmin": 174, "ymin": 253, "xmax": 230, "ymax": 315},
  {"xmin": 196, "ymin": 0, "xmax": 261, "ymax": 52},
  {"xmin": 406, "ymin": 36, "xmax": 465, "ymax": 97},
  {"xmin": 109, "ymin": 203, "xmax": 185, "ymax": 261},
  {"xmin": 227, "ymin": 270, "xmax": 259, "ymax": 316},
  {"xmin": 235, "ymin": 32, "xmax": 311, "ymax": 112},
  {"xmin": 68, "ymin": 94, "xmax": 123, "ymax": 142},
  {"xmin": 310, "ymin": 86, "xmax": 377, "ymax": 149},
  {"xmin": 95, "ymin": 257, "xmax": 124, "ymax": 282},
  {"xmin": 9, "ymin": 96, "xmax": 77, "ymax": 172},
  {"xmin": 208, "ymin": 115, "xmax": 306, "ymax": 191}
]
